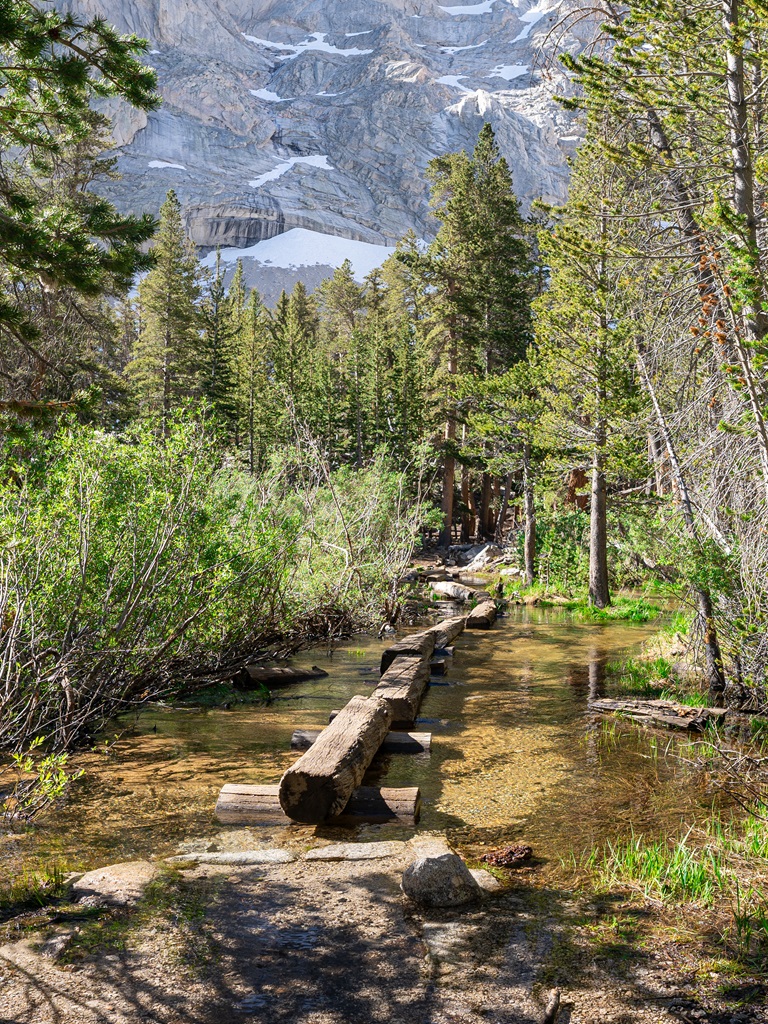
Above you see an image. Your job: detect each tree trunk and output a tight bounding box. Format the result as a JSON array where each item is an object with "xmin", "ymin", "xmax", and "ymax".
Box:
[
  {"xmin": 588, "ymin": 442, "xmax": 610, "ymax": 608},
  {"xmin": 635, "ymin": 342, "xmax": 726, "ymax": 695},
  {"xmin": 494, "ymin": 472, "xmax": 513, "ymax": 546},
  {"xmin": 523, "ymin": 444, "xmax": 536, "ymax": 586},
  {"xmin": 440, "ymin": 345, "xmax": 458, "ymax": 546}
]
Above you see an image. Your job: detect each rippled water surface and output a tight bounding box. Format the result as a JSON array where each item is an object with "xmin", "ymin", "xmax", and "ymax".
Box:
[{"xmin": 2, "ymin": 606, "xmax": 709, "ymax": 874}]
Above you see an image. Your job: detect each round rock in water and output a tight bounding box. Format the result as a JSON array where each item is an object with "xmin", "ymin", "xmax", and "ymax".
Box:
[{"xmin": 401, "ymin": 853, "xmax": 481, "ymax": 908}]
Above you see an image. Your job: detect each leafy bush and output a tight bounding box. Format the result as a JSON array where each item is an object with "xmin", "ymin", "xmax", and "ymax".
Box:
[{"xmin": 0, "ymin": 417, "xmax": 424, "ymax": 750}]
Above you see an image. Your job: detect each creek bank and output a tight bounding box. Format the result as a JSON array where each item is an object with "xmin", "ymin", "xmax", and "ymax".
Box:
[{"xmin": 1, "ymin": 841, "xmax": 764, "ymax": 1024}]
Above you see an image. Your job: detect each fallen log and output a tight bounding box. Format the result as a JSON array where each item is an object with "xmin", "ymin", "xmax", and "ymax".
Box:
[
  {"xmin": 236, "ymin": 664, "xmax": 328, "ymax": 689},
  {"xmin": 380, "ymin": 631, "xmax": 436, "ymax": 674},
  {"xmin": 426, "ymin": 615, "xmax": 466, "ymax": 649},
  {"xmin": 216, "ymin": 784, "xmax": 421, "ymax": 825},
  {"xmin": 431, "ymin": 581, "xmax": 475, "ymax": 602},
  {"xmin": 589, "ymin": 698, "xmax": 727, "ymax": 732},
  {"xmin": 291, "ymin": 729, "xmax": 431, "ymax": 753},
  {"xmin": 279, "ymin": 695, "xmax": 392, "ymax": 823},
  {"xmin": 372, "ymin": 654, "xmax": 431, "ymax": 723},
  {"xmin": 466, "ymin": 600, "xmax": 497, "ymax": 629}
]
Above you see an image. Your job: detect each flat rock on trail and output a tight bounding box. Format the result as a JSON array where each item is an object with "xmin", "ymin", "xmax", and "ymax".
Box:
[{"xmin": 0, "ymin": 846, "xmax": 762, "ymax": 1023}]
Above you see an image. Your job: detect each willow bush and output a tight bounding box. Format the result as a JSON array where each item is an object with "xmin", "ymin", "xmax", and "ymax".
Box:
[{"xmin": 0, "ymin": 417, "xmax": 424, "ymax": 751}]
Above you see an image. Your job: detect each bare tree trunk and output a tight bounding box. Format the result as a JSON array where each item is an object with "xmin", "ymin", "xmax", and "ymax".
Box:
[
  {"xmin": 440, "ymin": 345, "xmax": 458, "ymax": 546},
  {"xmin": 636, "ymin": 343, "xmax": 726, "ymax": 697},
  {"xmin": 494, "ymin": 472, "xmax": 513, "ymax": 546},
  {"xmin": 523, "ymin": 445, "xmax": 536, "ymax": 586},
  {"xmin": 480, "ymin": 473, "xmax": 492, "ymax": 539},
  {"xmin": 588, "ymin": 439, "xmax": 610, "ymax": 608}
]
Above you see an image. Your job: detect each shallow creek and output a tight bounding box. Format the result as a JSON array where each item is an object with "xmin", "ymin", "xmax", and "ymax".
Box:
[{"xmin": 2, "ymin": 607, "xmax": 711, "ymax": 877}]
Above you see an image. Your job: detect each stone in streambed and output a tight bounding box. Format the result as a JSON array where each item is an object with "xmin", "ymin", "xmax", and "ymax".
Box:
[
  {"xmin": 305, "ymin": 841, "xmax": 406, "ymax": 861},
  {"xmin": 167, "ymin": 849, "xmax": 295, "ymax": 865},
  {"xmin": 401, "ymin": 853, "xmax": 481, "ymax": 908},
  {"xmin": 71, "ymin": 861, "xmax": 160, "ymax": 906}
]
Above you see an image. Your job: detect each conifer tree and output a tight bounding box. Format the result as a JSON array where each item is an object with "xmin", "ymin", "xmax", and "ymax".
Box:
[
  {"xmin": 127, "ymin": 190, "xmax": 201, "ymax": 431},
  {"xmin": 535, "ymin": 145, "xmax": 641, "ymax": 607},
  {"xmin": 201, "ymin": 250, "xmax": 238, "ymax": 431},
  {"xmin": 423, "ymin": 123, "xmax": 534, "ymax": 543}
]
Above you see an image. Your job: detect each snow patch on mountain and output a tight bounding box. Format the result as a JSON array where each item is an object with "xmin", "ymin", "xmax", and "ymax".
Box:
[
  {"xmin": 201, "ymin": 228, "xmax": 396, "ymax": 280},
  {"xmin": 249, "ymin": 155, "xmax": 334, "ymax": 189},
  {"xmin": 439, "ymin": 1, "xmax": 498, "ymax": 14},
  {"xmin": 250, "ymin": 88, "xmax": 293, "ymax": 102},
  {"xmin": 148, "ymin": 160, "xmax": 187, "ymax": 170},
  {"xmin": 241, "ymin": 31, "xmax": 374, "ymax": 59}
]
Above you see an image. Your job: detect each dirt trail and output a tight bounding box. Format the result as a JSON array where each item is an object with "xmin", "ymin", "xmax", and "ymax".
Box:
[{"xmin": 1, "ymin": 843, "xmax": 762, "ymax": 1024}]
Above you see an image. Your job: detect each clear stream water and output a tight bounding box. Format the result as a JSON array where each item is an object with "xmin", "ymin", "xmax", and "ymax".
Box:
[{"xmin": 1, "ymin": 606, "xmax": 712, "ymax": 878}]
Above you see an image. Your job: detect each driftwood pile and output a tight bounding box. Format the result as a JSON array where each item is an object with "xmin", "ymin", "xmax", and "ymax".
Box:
[{"xmin": 215, "ymin": 602, "xmax": 500, "ymax": 826}]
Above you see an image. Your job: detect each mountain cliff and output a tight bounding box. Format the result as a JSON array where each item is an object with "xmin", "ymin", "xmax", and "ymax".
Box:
[{"xmin": 62, "ymin": 0, "xmax": 588, "ymax": 293}]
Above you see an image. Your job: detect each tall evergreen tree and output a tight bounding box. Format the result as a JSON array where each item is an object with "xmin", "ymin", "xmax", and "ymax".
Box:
[
  {"xmin": 127, "ymin": 190, "xmax": 201, "ymax": 431},
  {"xmin": 423, "ymin": 123, "xmax": 534, "ymax": 543}
]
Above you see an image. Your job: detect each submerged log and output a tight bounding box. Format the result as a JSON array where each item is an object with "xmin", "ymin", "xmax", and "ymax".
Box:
[
  {"xmin": 291, "ymin": 728, "xmax": 431, "ymax": 753},
  {"xmin": 279, "ymin": 695, "xmax": 392, "ymax": 823},
  {"xmin": 466, "ymin": 600, "xmax": 497, "ymax": 629},
  {"xmin": 426, "ymin": 616, "xmax": 466, "ymax": 649},
  {"xmin": 216, "ymin": 784, "xmax": 421, "ymax": 825},
  {"xmin": 589, "ymin": 697, "xmax": 727, "ymax": 732},
  {"xmin": 237, "ymin": 664, "xmax": 328, "ymax": 689},
  {"xmin": 380, "ymin": 631, "xmax": 436, "ymax": 674},
  {"xmin": 372, "ymin": 654, "xmax": 431, "ymax": 723}
]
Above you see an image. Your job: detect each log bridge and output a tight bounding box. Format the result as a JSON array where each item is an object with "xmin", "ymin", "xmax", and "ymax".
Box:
[{"xmin": 214, "ymin": 610, "xmax": 497, "ymax": 826}]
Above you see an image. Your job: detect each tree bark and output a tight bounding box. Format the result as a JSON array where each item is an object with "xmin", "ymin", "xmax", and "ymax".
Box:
[
  {"xmin": 494, "ymin": 472, "xmax": 513, "ymax": 546},
  {"xmin": 523, "ymin": 443, "xmax": 536, "ymax": 586},
  {"xmin": 440, "ymin": 344, "xmax": 458, "ymax": 546},
  {"xmin": 588, "ymin": 443, "xmax": 610, "ymax": 608}
]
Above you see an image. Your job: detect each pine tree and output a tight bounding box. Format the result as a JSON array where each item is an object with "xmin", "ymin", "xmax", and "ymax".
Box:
[
  {"xmin": 127, "ymin": 190, "xmax": 201, "ymax": 431},
  {"xmin": 423, "ymin": 123, "xmax": 534, "ymax": 543},
  {"xmin": 200, "ymin": 250, "xmax": 238, "ymax": 431},
  {"xmin": 535, "ymin": 143, "xmax": 641, "ymax": 608},
  {"xmin": 0, "ymin": 6, "xmax": 158, "ymax": 350}
]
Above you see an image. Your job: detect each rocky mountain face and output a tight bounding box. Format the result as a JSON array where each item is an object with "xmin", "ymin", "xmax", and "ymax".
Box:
[{"xmin": 62, "ymin": 0, "xmax": 589, "ymax": 296}]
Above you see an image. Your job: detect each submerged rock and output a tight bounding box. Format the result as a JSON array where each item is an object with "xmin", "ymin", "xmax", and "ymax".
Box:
[{"xmin": 401, "ymin": 853, "xmax": 481, "ymax": 908}]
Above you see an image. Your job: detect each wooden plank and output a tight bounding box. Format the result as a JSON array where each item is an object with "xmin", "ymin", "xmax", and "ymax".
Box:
[
  {"xmin": 380, "ymin": 631, "xmax": 436, "ymax": 674},
  {"xmin": 589, "ymin": 698, "xmax": 727, "ymax": 732},
  {"xmin": 466, "ymin": 599, "xmax": 497, "ymax": 629},
  {"xmin": 279, "ymin": 695, "xmax": 392, "ymax": 823},
  {"xmin": 291, "ymin": 728, "xmax": 431, "ymax": 753},
  {"xmin": 236, "ymin": 664, "xmax": 328, "ymax": 689},
  {"xmin": 429, "ymin": 658, "xmax": 447, "ymax": 676},
  {"xmin": 215, "ymin": 784, "xmax": 420, "ymax": 825},
  {"xmin": 372, "ymin": 654, "xmax": 431, "ymax": 722}
]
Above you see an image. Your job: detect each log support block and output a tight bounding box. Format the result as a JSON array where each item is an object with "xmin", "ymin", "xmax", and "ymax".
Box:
[
  {"xmin": 291, "ymin": 728, "xmax": 431, "ymax": 753},
  {"xmin": 215, "ymin": 784, "xmax": 421, "ymax": 825},
  {"xmin": 278, "ymin": 694, "xmax": 392, "ymax": 824}
]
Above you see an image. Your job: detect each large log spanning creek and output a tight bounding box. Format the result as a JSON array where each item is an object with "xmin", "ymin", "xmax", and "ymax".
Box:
[{"xmin": 1, "ymin": 603, "xmax": 713, "ymax": 874}]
